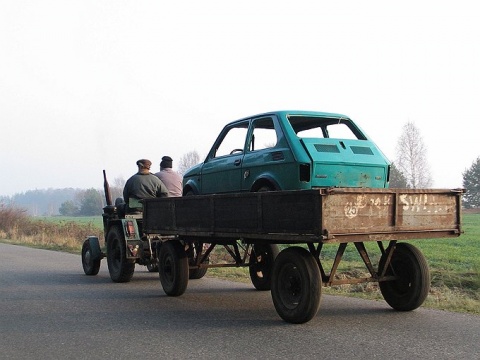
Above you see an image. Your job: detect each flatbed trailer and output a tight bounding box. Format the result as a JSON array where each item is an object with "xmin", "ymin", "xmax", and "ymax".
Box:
[{"xmin": 82, "ymin": 187, "xmax": 463, "ymax": 324}]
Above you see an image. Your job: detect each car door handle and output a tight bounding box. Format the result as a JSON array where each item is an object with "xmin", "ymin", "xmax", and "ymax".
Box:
[{"xmin": 234, "ymin": 159, "xmax": 241, "ymax": 166}]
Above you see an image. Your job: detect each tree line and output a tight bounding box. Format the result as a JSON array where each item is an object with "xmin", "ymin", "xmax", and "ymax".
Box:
[{"xmin": 0, "ymin": 187, "xmax": 117, "ymax": 217}]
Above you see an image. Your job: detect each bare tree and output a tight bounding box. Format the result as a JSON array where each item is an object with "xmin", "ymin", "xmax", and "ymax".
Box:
[
  {"xmin": 177, "ymin": 150, "xmax": 201, "ymax": 175},
  {"xmin": 110, "ymin": 177, "xmax": 125, "ymax": 201},
  {"xmin": 113, "ymin": 177, "xmax": 126, "ymax": 188},
  {"xmin": 389, "ymin": 162, "xmax": 409, "ymax": 188},
  {"xmin": 395, "ymin": 122, "xmax": 433, "ymax": 188}
]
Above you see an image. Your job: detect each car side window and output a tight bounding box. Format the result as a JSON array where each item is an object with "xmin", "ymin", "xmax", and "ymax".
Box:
[
  {"xmin": 248, "ymin": 117, "xmax": 278, "ymax": 152},
  {"xmin": 214, "ymin": 124, "xmax": 248, "ymax": 157}
]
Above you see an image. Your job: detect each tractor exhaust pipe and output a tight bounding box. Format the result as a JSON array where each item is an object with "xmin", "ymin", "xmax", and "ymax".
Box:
[
  {"xmin": 102, "ymin": 170, "xmax": 117, "ymax": 218},
  {"xmin": 103, "ymin": 170, "xmax": 113, "ymax": 206}
]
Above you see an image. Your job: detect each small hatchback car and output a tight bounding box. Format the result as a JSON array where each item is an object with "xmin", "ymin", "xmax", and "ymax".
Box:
[{"xmin": 183, "ymin": 110, "xmax": 390, "ymax": 195}]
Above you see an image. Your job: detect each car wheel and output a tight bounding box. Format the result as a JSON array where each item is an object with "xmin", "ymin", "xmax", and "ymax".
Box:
[{"xmin": 256, "ymin": 184, "xmax": 274, "ymax": 192}]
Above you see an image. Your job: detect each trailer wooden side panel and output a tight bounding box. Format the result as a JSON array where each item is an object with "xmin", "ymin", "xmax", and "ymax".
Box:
[
  {"xmin": 143, "ymin": 191, "xmax": 321, "ymax": 234},
  {"xmin": 320, "ymin": 188, "xmax": 462, "ymax": 241},
  {"xmin": 142, "ymin": 188, "xmax": 462, "ymax": 243}
]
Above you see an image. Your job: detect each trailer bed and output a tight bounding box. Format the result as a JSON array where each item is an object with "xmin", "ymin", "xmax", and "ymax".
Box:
[{"xmin": 143, "ymin": 188, "xmax": 463, "ymax": 243}]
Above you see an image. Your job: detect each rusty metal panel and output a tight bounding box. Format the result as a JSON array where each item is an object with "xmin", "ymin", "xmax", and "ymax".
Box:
[
  {"xmin": 395, "ymin": 191, "xmax": 460, "ymax": 230},
  {"xmin": 321, "ymin": 188, "xmax": 462, "ymax": 240},
  {"xmin": 322, "ymin": 189, "xmax": 396, "ymax": 234}
]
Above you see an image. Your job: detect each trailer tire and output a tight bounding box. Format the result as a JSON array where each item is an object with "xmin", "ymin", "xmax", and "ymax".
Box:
[
  {"xmin": 82, "ymin": 237, "xmax": 101, "ymax": 276},
  {"xmin": 379, "ymin": 243, "xmax": 430, "ymax": 311},
  {"xmin": 106, "ymin": 226, "xmax": 135, "ymax": 283},
  {"xmin": 271, "ymin": 247, "xmax": 321, "ymax": 324},
  {"xmin": 188, "ymin": 242, "xmax": 209, "ymax": 279},
  {"xmin": 158, "ymin": 241, "xmax": 189, "ymax": 296},
  {"xmin": 249, "ymin": 243, "xmax": 279, "ymax": 290},
  {"xmin": 189, "ymin": 263, "xmax": 208, "ymax": 280}
]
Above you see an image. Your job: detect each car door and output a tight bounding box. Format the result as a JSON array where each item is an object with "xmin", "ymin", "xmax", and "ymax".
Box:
[
  {"xmin": 200, "ymin": 121, "xmax": 249, "ymax": 194},
  {"xmin": 241, "ymin": 116, "xmax": 286, "ymax": 191}
]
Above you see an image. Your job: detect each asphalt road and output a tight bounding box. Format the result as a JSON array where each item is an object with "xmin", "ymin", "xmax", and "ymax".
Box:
[{"xmin": 0, "ymin": 242, "xmax": 478, "ymax": 360}]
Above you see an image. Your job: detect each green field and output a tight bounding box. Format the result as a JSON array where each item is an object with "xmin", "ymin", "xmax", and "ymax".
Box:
[{"xmin": 37, "ymin": 215, "xmax": 103, "ymax": 228}]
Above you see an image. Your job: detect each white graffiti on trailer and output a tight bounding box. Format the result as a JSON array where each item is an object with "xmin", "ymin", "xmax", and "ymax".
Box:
[
  {"xmin": 400, "ymin": 194, "xmax": 444, "ymax": 213},
  {"xmin": 344, "ymin": 195, "xmax": 391, "ymax": 219},
  {"xmin": 344, "ymin": 195, "xmax": 367, "ymax": 218},
  {"xmin": 344, "ymin": 193, "xmax": 450, "ymax": 219}
]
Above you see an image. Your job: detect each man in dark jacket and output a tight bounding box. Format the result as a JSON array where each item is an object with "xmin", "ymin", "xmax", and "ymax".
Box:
[{"xmin": 123, "ymin": 159, "xmax": 169, "ymax": 212}]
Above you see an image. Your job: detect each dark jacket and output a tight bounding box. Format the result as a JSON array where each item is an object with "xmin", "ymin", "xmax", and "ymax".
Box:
[{"xmin": 123, "ymin": 172, "xmax": 168, "ymax": 210}]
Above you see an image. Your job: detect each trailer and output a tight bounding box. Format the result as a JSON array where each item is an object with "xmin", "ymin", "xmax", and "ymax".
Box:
[{"xmin": 82, "ymin": 187, "xmax": 463, "ymax": 324}]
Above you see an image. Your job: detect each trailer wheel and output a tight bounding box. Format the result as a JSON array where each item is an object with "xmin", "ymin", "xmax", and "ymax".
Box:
[
  {"xmin": 249, "ymin": 243, "xmax": 279, "ymax": 290},
  {"xmin": 81, "ymin": 237, "xmax": 101, "ymax": 276},
  {"xmin": 106, "ymin": 226, "xmax": 135, "ymax": 283},
  {"xmin": 379, "ymin": 243, "xmax": 430, "ymax": 311},
  {"xmin": 189, "ymin": 263, "xmax": 208, "ymax": 280},
  {"xmin": 158, "ymin": 241, "xmax": 189, "ymax": 296},
  {"xmin": 188, "ymin": 242, "xmax": 209, "ymax": 279},
  {"xmin": 271, "ymin": 247, "xmax": 321, "ymax": 324}
]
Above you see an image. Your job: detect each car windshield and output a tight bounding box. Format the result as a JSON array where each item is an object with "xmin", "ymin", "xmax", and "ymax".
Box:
[{"xmin": 287, "ymin": 116, "xmax": 366, "ymax": 140}]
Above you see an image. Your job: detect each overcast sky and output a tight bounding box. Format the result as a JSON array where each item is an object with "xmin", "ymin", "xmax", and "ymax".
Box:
[{"xmin": 1, "ymin": 1, "xmax": 478, "ymax": 196}]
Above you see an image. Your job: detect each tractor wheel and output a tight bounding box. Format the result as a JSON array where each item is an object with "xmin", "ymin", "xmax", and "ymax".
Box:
[
  {"xmin": 106, "ymin": 226, "xmax": 135, "ymax": 283},
  {"xmin": 81, "ymin": 237, "xmax": 101, "ymax": 276}
]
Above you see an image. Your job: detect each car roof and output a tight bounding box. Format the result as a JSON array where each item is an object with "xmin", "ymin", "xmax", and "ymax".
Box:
[{"xmin": 231, "ymin": 110, "xmax": 350, "ymax": 124}]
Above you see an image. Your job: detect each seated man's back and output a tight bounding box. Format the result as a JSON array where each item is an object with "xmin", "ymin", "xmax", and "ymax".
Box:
[
  {"xmin": 154, "ymin": 155, "xmax": 183, "ymax": 197},
  {"xmin": 123, "ymin": 159, "xmax": 169, "ymax": 212}
]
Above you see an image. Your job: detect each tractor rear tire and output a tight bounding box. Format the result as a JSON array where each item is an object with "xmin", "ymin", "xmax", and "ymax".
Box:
[{"xmin": 106, "ymin": 226, "xmax": 135, "ymax": 283}]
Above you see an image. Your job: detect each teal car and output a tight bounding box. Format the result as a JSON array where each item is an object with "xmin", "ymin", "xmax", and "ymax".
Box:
[{"xmin": 183, "ymin": 110, "xmax": 390, "ymax": 195}]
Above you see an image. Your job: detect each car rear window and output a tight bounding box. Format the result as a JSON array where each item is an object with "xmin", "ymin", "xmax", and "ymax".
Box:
[{"xmin": 288, "ymin": 116, "xmax": 366, "ymax": 140}]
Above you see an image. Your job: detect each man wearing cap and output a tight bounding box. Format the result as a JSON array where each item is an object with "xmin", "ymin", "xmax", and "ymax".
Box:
[
  {"xmin": 123, "ymin": 159, "xmax": 169, "ymax": 212},
  {"xmin": 155, "ymin": 156, "xmax": 183, "ymax": 197}
]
